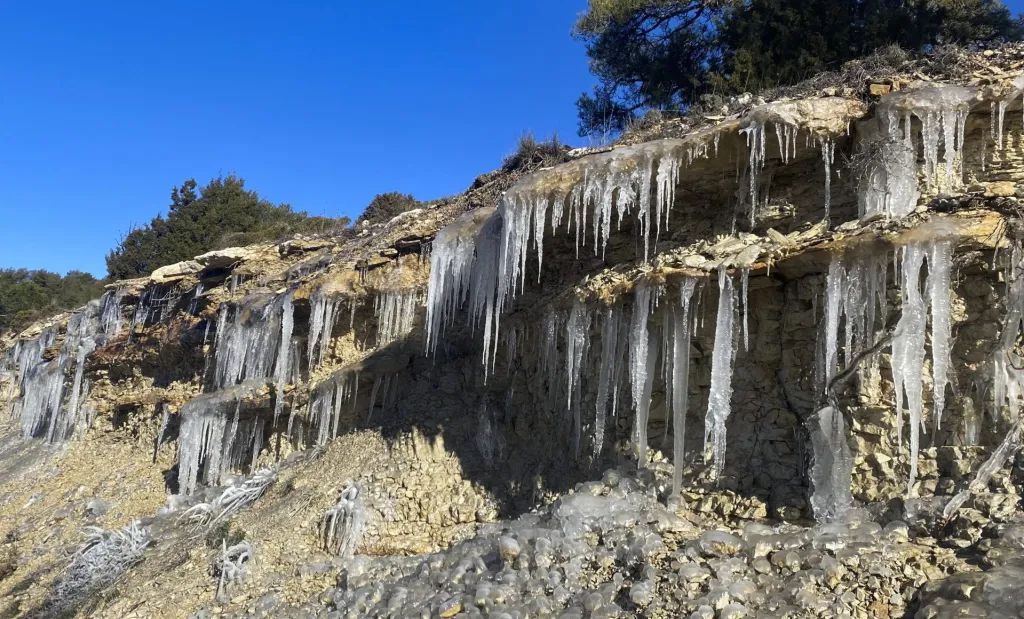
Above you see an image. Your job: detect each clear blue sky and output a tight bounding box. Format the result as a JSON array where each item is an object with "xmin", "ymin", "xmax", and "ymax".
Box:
[
  {"xmin": 0, "ymin": 1, "xmax": 592, "ymax": 277},
  {"xmin": 4, "ymin": 2, "xmax": 1024, "ymax": 278}
]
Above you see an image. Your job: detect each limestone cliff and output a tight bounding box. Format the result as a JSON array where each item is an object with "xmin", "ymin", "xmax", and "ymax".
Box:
[{"xmin": 2, "ymin": 45, "xmax": 1024, "ymax": 619}]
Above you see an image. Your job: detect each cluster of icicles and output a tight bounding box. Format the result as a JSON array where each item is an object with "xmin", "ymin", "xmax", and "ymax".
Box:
[
  {"xmin": 180, "ymin": 287, "xmax": 417, "ymax": 493},
  {"xmin": 1, "ymin": 290, "xmax": 125, "ymax": 442}
]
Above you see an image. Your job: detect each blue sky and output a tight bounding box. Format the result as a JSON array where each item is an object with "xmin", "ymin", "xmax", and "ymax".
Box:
[
  {"xmin": 0, "ymin": 1, "xmax": 593, "ymax": 276},
  {"xmin": 3, "ymin": 1, "xmax": 1024, "ymax": 277}
]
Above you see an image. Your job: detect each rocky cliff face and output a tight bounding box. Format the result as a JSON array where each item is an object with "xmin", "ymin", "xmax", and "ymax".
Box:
[{"xmin": 2, "ymin": 46, "xmax": 1024, "ymax": 619}]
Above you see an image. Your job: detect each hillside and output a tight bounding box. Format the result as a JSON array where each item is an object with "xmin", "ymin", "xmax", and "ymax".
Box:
[{"xmin": 2, "ymin": 44, "xmax": 1024, "ymax": 618}]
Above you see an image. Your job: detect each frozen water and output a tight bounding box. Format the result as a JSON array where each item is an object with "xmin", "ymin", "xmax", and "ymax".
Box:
[{"xmin": 704, "ymin": 269, "xmax": 736, "ymax": 479}]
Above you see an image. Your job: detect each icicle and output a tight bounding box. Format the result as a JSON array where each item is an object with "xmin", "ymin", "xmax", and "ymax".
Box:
[
  {"xmin": 821, "ymin": 259, "xmax": 845, "ymax": 393},
  {"xmin": 704, "ymin": 269, "xmax": 736, "ymax": 479},
  {"xmin": 809, "ymin": 406, "xmax": 854, "ymax": 523},
  {"xmin": 740, "ymin": 268, "xmax": 750, "ymax": 351},
  {"xmin": 672, "ymin": 279, "xmax": 698, "ymax": 495},
  {"xmin": 565, "ymin": 300, "xmax": 591, "ymax": 457},
  {"xmin": 741, "ymin": 123, "xmax": 767, "ymax": 225},
  {"xmin": 927, "ymin": 240, "xmax": 953, "ymax": 430},
  {"xmin": 213, "ymin": 291, "xmax": 296, "ymax": 393},
  {"xmin": 992, "ymin": 242, "xmax": 1024, "ymax": 414},
  {"xmin": 629, "ymin": 281, "xmax": 656, "ymax": 466},
  {"xmin": 375, "ymin": 289, "xmax": 419, "ymax": 346},
  {"xmin": 177, "ymin": 383, "xmax": 264, "ymax": 494},
  {"xmin": 820, "ymin": 137, "xmax": 835, "ymax": 220},
  {"xmin": 892, "ymin": 245, "xmax": 928, "ymax": 495},
  {"xmin": 271, "ymin": 292, "xmax": 295, "ymax": 425},
  {"xmin": 307, "ymin": 289, "xmax": 340, "ymax": 372},
  {"xmin": 997, "ymin": 99, "xmax": 1008, "ymax": 152},
  {"xmin": 594, "ymin": 306, "xmax": 621, "ymax": 461}
]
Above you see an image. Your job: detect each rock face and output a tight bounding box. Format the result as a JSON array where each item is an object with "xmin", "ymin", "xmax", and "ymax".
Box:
[{"xmin": 1, "ymin": 46, "xmax": 1024, "ymax": 618}]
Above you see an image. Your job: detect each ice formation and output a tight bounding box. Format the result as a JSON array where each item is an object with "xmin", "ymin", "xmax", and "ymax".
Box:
[
  {"xmin": 374, "ymin": 289, "xmax": 419, "ymax": 346},
  {"xmin": 594, "ymin": 305, "xmax": 625, "ymax": 461},
  {"xmin": 6, "ymin": 297, "xmax": 114, "ymax": 442},
  {"xmin": 671, "ymin": 278, "xmax": 699, "ymax": 495},
  {"xmin": 809, "ymin": 406, "xmax": 854, "ymax": 523},
  {"xmin": 992, "ymin": 242, "xmax": 1024, "ymax": 414},
  {"xmin": 704, "ymin": 269, "xmax": 736, "ymax": 479},
  {"xmin": 629, "ymin": 281, "xmax": 658, "ymax": 465},
  {"xmin": 323, "ymin": 482, "xmax": 366, "ymax": 558},
  {"xmin": 212, "ymin": 291, "xmax": 296, "ymax": 391},
  {"xmin": 177, "ymin": 382, "xmax": 267, "ymax": 494},
  {"xmin": 891, "ymin": 238, "xmax": 955, "ymax": 494},
  {"xmin": 565, "ymin": 300, "xmax": 592, "ymax": 457},
  {"xmin": 817, "ymin": 251, "xmax": 889, "ymax": 395},
  {"xmin": 424, "ymin": 207, "xmax": 495, "ymax": 355},
  {"xmin": 306, "ymin": 370, "xmax": 360, "ymax": 446},
  {"xmin": 307, "ymin": 288, "xmax": 342, "ymax": 372}
]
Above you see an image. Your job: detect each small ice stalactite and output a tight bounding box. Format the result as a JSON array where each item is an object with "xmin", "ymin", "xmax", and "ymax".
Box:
[
  {"xmin": 212, "ymin": 290, "xmax": 295, "ymax": 404},
  {"xmin": 305, "ymin": 370, "xmax": 359, "ymax": 445},
  {"xmin": 704, "ymin": 268, "xmax": 736, "ymax": 479},
  {"xmin": 629, "ymin": 281, "xmax": 659, "ymax": 466},
  {"xmin": 565, "ymin": 300, "xmax": 592, "ymax": 458},
  {"xmin": 594, "ymin": 305, "xmax": 624, "ymax": 461},
  {"xmin": 177, "ymin": 382, "xmax": 265, "ymax": 494},
  {"xmin": 188, "ymin": 283, "xmax": 205, "ymax": 316},
  {"xmin": 740, "ymin": 268, "xmax": 750, "ymax": 351},
  {"xmin": 774, "ymin": 122, "xmax": 798, "ymax": 164},
  {"xmin": 375, "ymin": 289, "xmax": 419, "ymax": 346},
  {"xmin": 323, "ymin": 482, "xmax": 365, "ymax": 558},
  {"xmin": 307, "ymin": 288, "xmax": 341, "ymax": 372},
  {"xmin": 820, "ymin": 137, "xmax": 835, "ymax": 220},
  {"xmin": 740, "ymin": 122, "xmax": 767, "ymax": 225},
  {"xmin": 367, "ymin": 373, "xmax": 398, "ymax": 422},
  {"xmin": 809, "ymin": 406, "xmax": 855, "ymax": 523},
  {"xmin": 671, "ymin": 278, "xmax": 699, "ymax": 495}
]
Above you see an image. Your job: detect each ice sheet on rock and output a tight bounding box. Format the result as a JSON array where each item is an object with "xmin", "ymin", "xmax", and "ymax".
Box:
[
  {"xmin": 942, "ymin": 415, "xmax": 1023, "ymax": 521},
  {"xmin": 8, "ymin": 298, "xmax": 109, "ymax": 442},
  {"xmin": 809, "ymin": 406, "xmax": 854, "ymax": 523},
  {"xmin": 857, "ymin": 110, "xmax": 921, "ymax": 219},
  {"xmin": 705, "ymin": 268, "xmax": 736, "ymax": 479},
  {"xmin": 992, "ymin": 241, "xmax": 1024, "ymax": 415},
  {"xmin": 177, "ymin": 382, "xmax": 267, "ymax": 494},
  {"xmin": 212, "ymin": 290, "xmax": 296, "ymax": 403}
]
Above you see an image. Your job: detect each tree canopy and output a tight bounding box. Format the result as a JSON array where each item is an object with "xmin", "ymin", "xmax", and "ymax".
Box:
[
  {"xmin": 356, "ymin": 192, "xmax": 422, "ymax": 227},
  {"xmin": 575, "ymin": 0, "xmax": 1024, "ymax": 135},
  {"xmin": 106, "ymin": 176, "xmax": 349, "ymax": 280},
  {"xmin": 0, "ymin": 269, "xmax": 104, "ymax": 335}
]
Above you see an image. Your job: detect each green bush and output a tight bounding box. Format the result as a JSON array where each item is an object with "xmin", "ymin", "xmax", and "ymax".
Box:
[
  {"xmin": 105, "ymin": 176, "xmax": 350, "ymax": 280},
  {"xmin": 0, "ymin": 269, "xmax": 105, "ymax": 335},
  {"xmin": 356, "ymin": 192, "xmax": 422, "ymax": 227}
]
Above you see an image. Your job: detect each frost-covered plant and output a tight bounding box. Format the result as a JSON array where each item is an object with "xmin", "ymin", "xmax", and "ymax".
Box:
[
  {"xmin": 48, "ymin": 521, "xmax": 150, "ymax": 611},
  {"xmin": 179, "ymin": 467, "xmax": 278, "ymax": 529},
  {"xmin": 214, "ymin": 540, "xmax": 253, "ymax": 602},
  {"xmin": 322, "ymin": 482, "xmax": 365, "ymax": 558}
]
